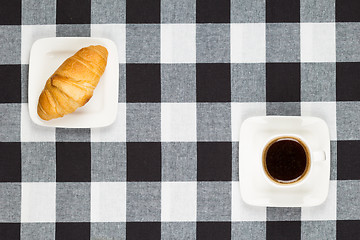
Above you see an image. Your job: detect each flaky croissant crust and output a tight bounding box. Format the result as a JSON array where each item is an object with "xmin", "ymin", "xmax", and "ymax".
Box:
[{"xmin": 37, "ymin": 45, "xmax": 108, "ymax": 121}]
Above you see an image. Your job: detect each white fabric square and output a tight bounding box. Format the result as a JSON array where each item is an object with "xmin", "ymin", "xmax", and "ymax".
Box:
[
  {"xmin": 231, "ymin": 182, "xmax": 266, "ymax": 221},
  {"xmin": 161, "ymin": 182, "xmax": 197, "ymax": 221},
  {"xmin": 91, "ymin": 24, "xmax": 126, "ymax": 63},
  {"xmin": 21, "ymin": 25, "xmax": 56, "ymax": 64},
  {"xmin": 301, "ymin": 181, "xmax": 337, "ymax": 220},
  {"xmin": 21, "ymin": 103, "xmax": 55, "ymax": 142},
  {"xmin": 91, "ymin": 103, "xmax": 126, "ymax": 142},
  {"xmin": 231, "ymin": 23, "xmax": 266, "ymax": 63},
  {"xmin": 231, "ymin": 102, "xmax": 266, "ymax": 141},
  {"xmin": 161, "ymin": 24, "xmax": 196, "ymax": 63},
  {"xmin": 161, "ymin": 103, "xmax": 196, "ymax": 142},
  {"xmin": 91, "ymin": 182, "xmax": 126, "ymax": 222},
  {"xmin": 21, "ymin": 182, "xmax": 56, "ymax": 222},
  {"xmin": 301, "ymin": 102, "xmax": 337, "ymax": 140},
  {"xmin": 301, "ymin": 23, "xmax": 336, "ymax": 62}
]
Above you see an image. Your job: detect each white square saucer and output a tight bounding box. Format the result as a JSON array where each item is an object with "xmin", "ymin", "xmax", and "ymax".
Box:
[
  {"xmin": 239, "ymin": 116, "xmax": 330, "ymax": 207},
  {"xmin": 28, "ymin": 37, "xmax": 119, "ymax": 128}
]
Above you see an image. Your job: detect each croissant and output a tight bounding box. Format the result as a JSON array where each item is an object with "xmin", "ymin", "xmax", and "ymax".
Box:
[{"xmin": 37, "ymin": 45, "xmax": 108, "ymax": 121}]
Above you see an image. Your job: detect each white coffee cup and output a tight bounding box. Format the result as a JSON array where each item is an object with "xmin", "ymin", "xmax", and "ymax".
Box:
[{"xmin": 261, "ymin": 134, "xmax": 326, "ymax": 187}]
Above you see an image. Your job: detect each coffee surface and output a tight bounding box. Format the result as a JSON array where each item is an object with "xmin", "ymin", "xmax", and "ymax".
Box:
[{"xmin": 264, "ymin": 138, "xmax": 308, "ymax": 183}]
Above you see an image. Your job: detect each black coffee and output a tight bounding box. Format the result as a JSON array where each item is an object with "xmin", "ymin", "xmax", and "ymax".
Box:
[{"xmin": 263, "ymin": 137, "xmax": 309, "ymax": 184}]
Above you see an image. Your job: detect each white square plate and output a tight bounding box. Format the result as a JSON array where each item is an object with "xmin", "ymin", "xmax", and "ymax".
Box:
[
  {"xmin": 28, "ymin": 37, "xmax": 119, "ymax": 128},
  {"xmin": 239, "ymin": 116, "xmax": 330, "ymax": 207}
]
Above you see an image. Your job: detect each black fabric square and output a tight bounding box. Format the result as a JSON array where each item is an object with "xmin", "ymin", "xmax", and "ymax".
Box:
[
  {"xmin": 196, "ymin": 64, "xmax": 231, "ymax": 102},
  {"xmin": 336, "ymin": 0, "xmax": 360, "ymax": 22},
  {"xmin": 56, "ymin": 0, "xmax": 91, "ymax": 24},
  {"xmin": 0, "ymin": 1, "xmax": 21, "ymax": 25},
  {"xmin": 337, "ymin": 220, "xmax": 360, "ymax": 240},
  {"xmin": 336, "ymin": 63, "xmax": 360, "ymax": 101},
  {"xmin": 127, "ymin": 142, "xmax": 161, "ymax": 181},
  {"xmin": 126, "ymin": 64, "xmax": 161, "ymax": 102},
  {"xmin": 126, "ymin": 222, "xmax": 161, "ymax": 240},
  {"xmin": 196, "ymin": 0, "xmax": 230, "ymax": 23},
  {"xmin": 0, "ymin": 65, "xmax": 21, "ymax": 103},
  {"xmin": 0, "ymin": 142, "xmax": 21, "ymax": 182},
  {"xmin": 197, "ymin": 142, "xmax": 232, "ymax": 181},
  {"xmin": 56, "ymin": 142, "xmax": 91, "ymax": 182},
  {"xmin": 267, "ymin": 221, "xmax": 301, "ymax": 240},
  {"xmin": 266, "ymin": 63, "xmax": 300, "ymax": 102},
  {"xmin": 197, "ymin": 222, "xmax": 231, "ymax": 240},
  {"xmin": 0, "ymin": 223, "xmax": 20, "ymax": 240},
  {"xmin": 126, "ymin": 0, "xmax": 160, "ymax": 23},
  {"xmin": 337, "ymin": 141, "xmax": 360, "ymax": 180},
  {"xmin": 266, "ymin": 0, "xmax": 300, "ymax": 23},
  {"xmin": 56, "ymin": 223, "xmax": 90, "ymax": 240}
]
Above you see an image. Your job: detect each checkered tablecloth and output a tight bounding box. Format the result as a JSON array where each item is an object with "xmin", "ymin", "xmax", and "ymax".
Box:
[{"xmin": 0, "ymin": 0, "xmax": 360, "ymax": 239}]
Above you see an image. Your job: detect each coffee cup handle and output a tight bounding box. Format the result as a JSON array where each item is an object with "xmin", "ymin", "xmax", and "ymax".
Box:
[{"xmin": 313, "ymin": 151, "xmax": 326, "ymax": 162}]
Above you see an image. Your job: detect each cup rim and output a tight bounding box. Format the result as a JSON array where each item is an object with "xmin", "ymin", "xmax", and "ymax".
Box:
[{"xmin": 261, "ymin": 134, "xmax": 312, "ymax": 187}]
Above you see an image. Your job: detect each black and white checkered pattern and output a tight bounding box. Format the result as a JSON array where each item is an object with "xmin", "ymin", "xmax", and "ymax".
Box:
[{"xmin": 0, "ymin": 0, "xmax": 360, "ymax": 239}]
